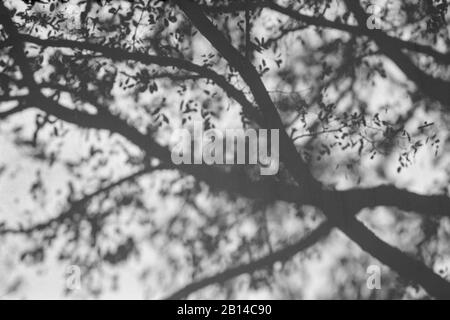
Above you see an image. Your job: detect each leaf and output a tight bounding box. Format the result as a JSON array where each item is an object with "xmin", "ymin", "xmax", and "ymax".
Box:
[
  {"xmin": 168, "ymin": 15, "xmax": 177, "ymax": 23},
  {"xmin": 151, "ymin": 107, "xmax": 160, "ymax": 116}
]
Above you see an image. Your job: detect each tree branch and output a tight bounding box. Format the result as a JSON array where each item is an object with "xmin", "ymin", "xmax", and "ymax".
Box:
[
  {"xmin": 340, "ymin": 185, "xmax": 450, "ymax": 218},
  {"xmin": 174, "ymin": 0, "xmax": 450, "ymax": 298},
  {"xmin": 0, "ymin": 166, "xmax": 162, "ymax": 236},
  {"xmin": 166, "ymin": 222, "xmax": 332, "ymax": 299},
  {"xmin": 15, "ymin": 33, "xmax": 263, "ymax": 124},
  {"xmin": 331, "ymin": 211, "xmax": 450, "ymax": 299},
  {"xmin": 0, "ymin": 104, "xmax": 27, "ymax": 119},
  {"xmin": 201, "ymin": 1, "xmax": 450, "ymax": 64},
  {"xmin": 174, "ymin": 0, "xmax": 322, "ymax": 197},
  {"xmin": 2, "ymin": 0, "xmax": 450, "ymax": 298},
  {"xmin": 344, "ymin": 0, "xmax": 450, "ymax": 106}
]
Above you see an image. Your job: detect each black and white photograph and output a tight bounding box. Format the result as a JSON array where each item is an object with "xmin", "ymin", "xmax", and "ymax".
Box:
[{"xmin": 0, "ymin": 0, "xmax": 449, "ymax": 303}]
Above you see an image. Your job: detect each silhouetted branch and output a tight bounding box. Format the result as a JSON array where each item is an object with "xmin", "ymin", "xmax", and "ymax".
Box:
[
  {"xmin": 326, "ymin": 209, "xmax": 450, "ymax": 299},
  {"xmin": 166, "ymin": 222, "xmax": 332, "ymax": 299},
  {"xmin": 204, "ymin": 0, "xmax": 450, "ymax": 104},
  {"xmin": 0, "ymin": 93, "xmax": 28, "ymax": 119},
  {"xmin": 0, "ymin": 103, "xmax": 27, "ymax": 119},
  {"xmin": 119, "ymin": 71, "xmax": 202, "ymax": 82},
  {"xmin": 339, "ymin": 186, "xmax": 450, "ymax": 218},
  {"xmin": 175, "ymin": 0, "xmax": 322, "ymax": 196},
  {"xmin": 1, "ymin": 4, "xmax": 448, "ymax": 223},
  {"xmin": 175, "ymin": 0, "xmax": 450, "ymax": 299},
  {"xmin": 344, "ymin": 0, "xmax": 450, "ymax": 106},
  {"xmin": 15, "ymin": 34, "xmax": 263, "ymax": 124},
  {"xmin": 201, "ymin": 1, "xmax": 450, "ymax": 64},
  {"xmin": 0, "ymin": 39, "xmax": 13, "ymax": 50},
  {"xmin": 263, "ymin": 25, "xmax": 309, "ymax": 49},
  {"xmin": 0, "ymin": 166, "xmax": 164, "ymax": 236}
]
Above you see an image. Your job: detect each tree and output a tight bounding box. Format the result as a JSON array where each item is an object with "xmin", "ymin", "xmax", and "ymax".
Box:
[{"xmin": 0, "ymin": 0, "xmax": 449, "ymax": 299}]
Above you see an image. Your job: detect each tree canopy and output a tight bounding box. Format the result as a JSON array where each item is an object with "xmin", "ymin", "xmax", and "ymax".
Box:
[{"xmin": 0, "ymin": 0, "xmax": 450, "ymax": 299}]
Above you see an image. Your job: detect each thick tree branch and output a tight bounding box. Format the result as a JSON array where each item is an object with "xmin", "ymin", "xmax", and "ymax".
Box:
[
  {"xmin": 174, "ymin": 0, "xmax": 322, "ymax": 197},
  {"xmin": 204, "ymin": 1, "xmax": 450, "ymax": 105},
  {"xmin": 15, "ymin": 33, "xmax": 263, "ymax": 124},
  {"xmin": 3, "ymin": 5, "xmax": 448, "ymax": 224},
  {"xmin": 0, "ymin": 94, "xmax": 28, "ymax": 119},
  {"xmin": 0, "ymin": 3, "xmax": 305, "ymax": 210},
  {"xmin": 344, "ymin": 0, "xmax": 450, "ymax": 106},
  {"xmin": 0, "ymin": 39, "xmax": 13, "ymax": 50},
  {"xmin": 340, "ymin": 186, "xmax": 450, "ymax": 218},
  {"xmin": 202, "ymin": 1, "xmax": 450, "ymax": 64},
  {"xmin": 1, "ymin": 4, "xmax": 448, "ymax": 222},
  {"xmin": 0, "ymin": 104, "xmax": 27, "ymax": 119},
  {"xmin": 330, "ymin": 208, "xmax": 450, "ymax": 299},
  {"xmin": 174, "ymin": 0, "xmax": 450, "ymax": 299}
]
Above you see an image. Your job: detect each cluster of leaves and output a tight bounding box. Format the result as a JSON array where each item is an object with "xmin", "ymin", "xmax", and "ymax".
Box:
[{"xmin": 425, "ymin": 0, "xmax": 449, "ymax": 33}]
